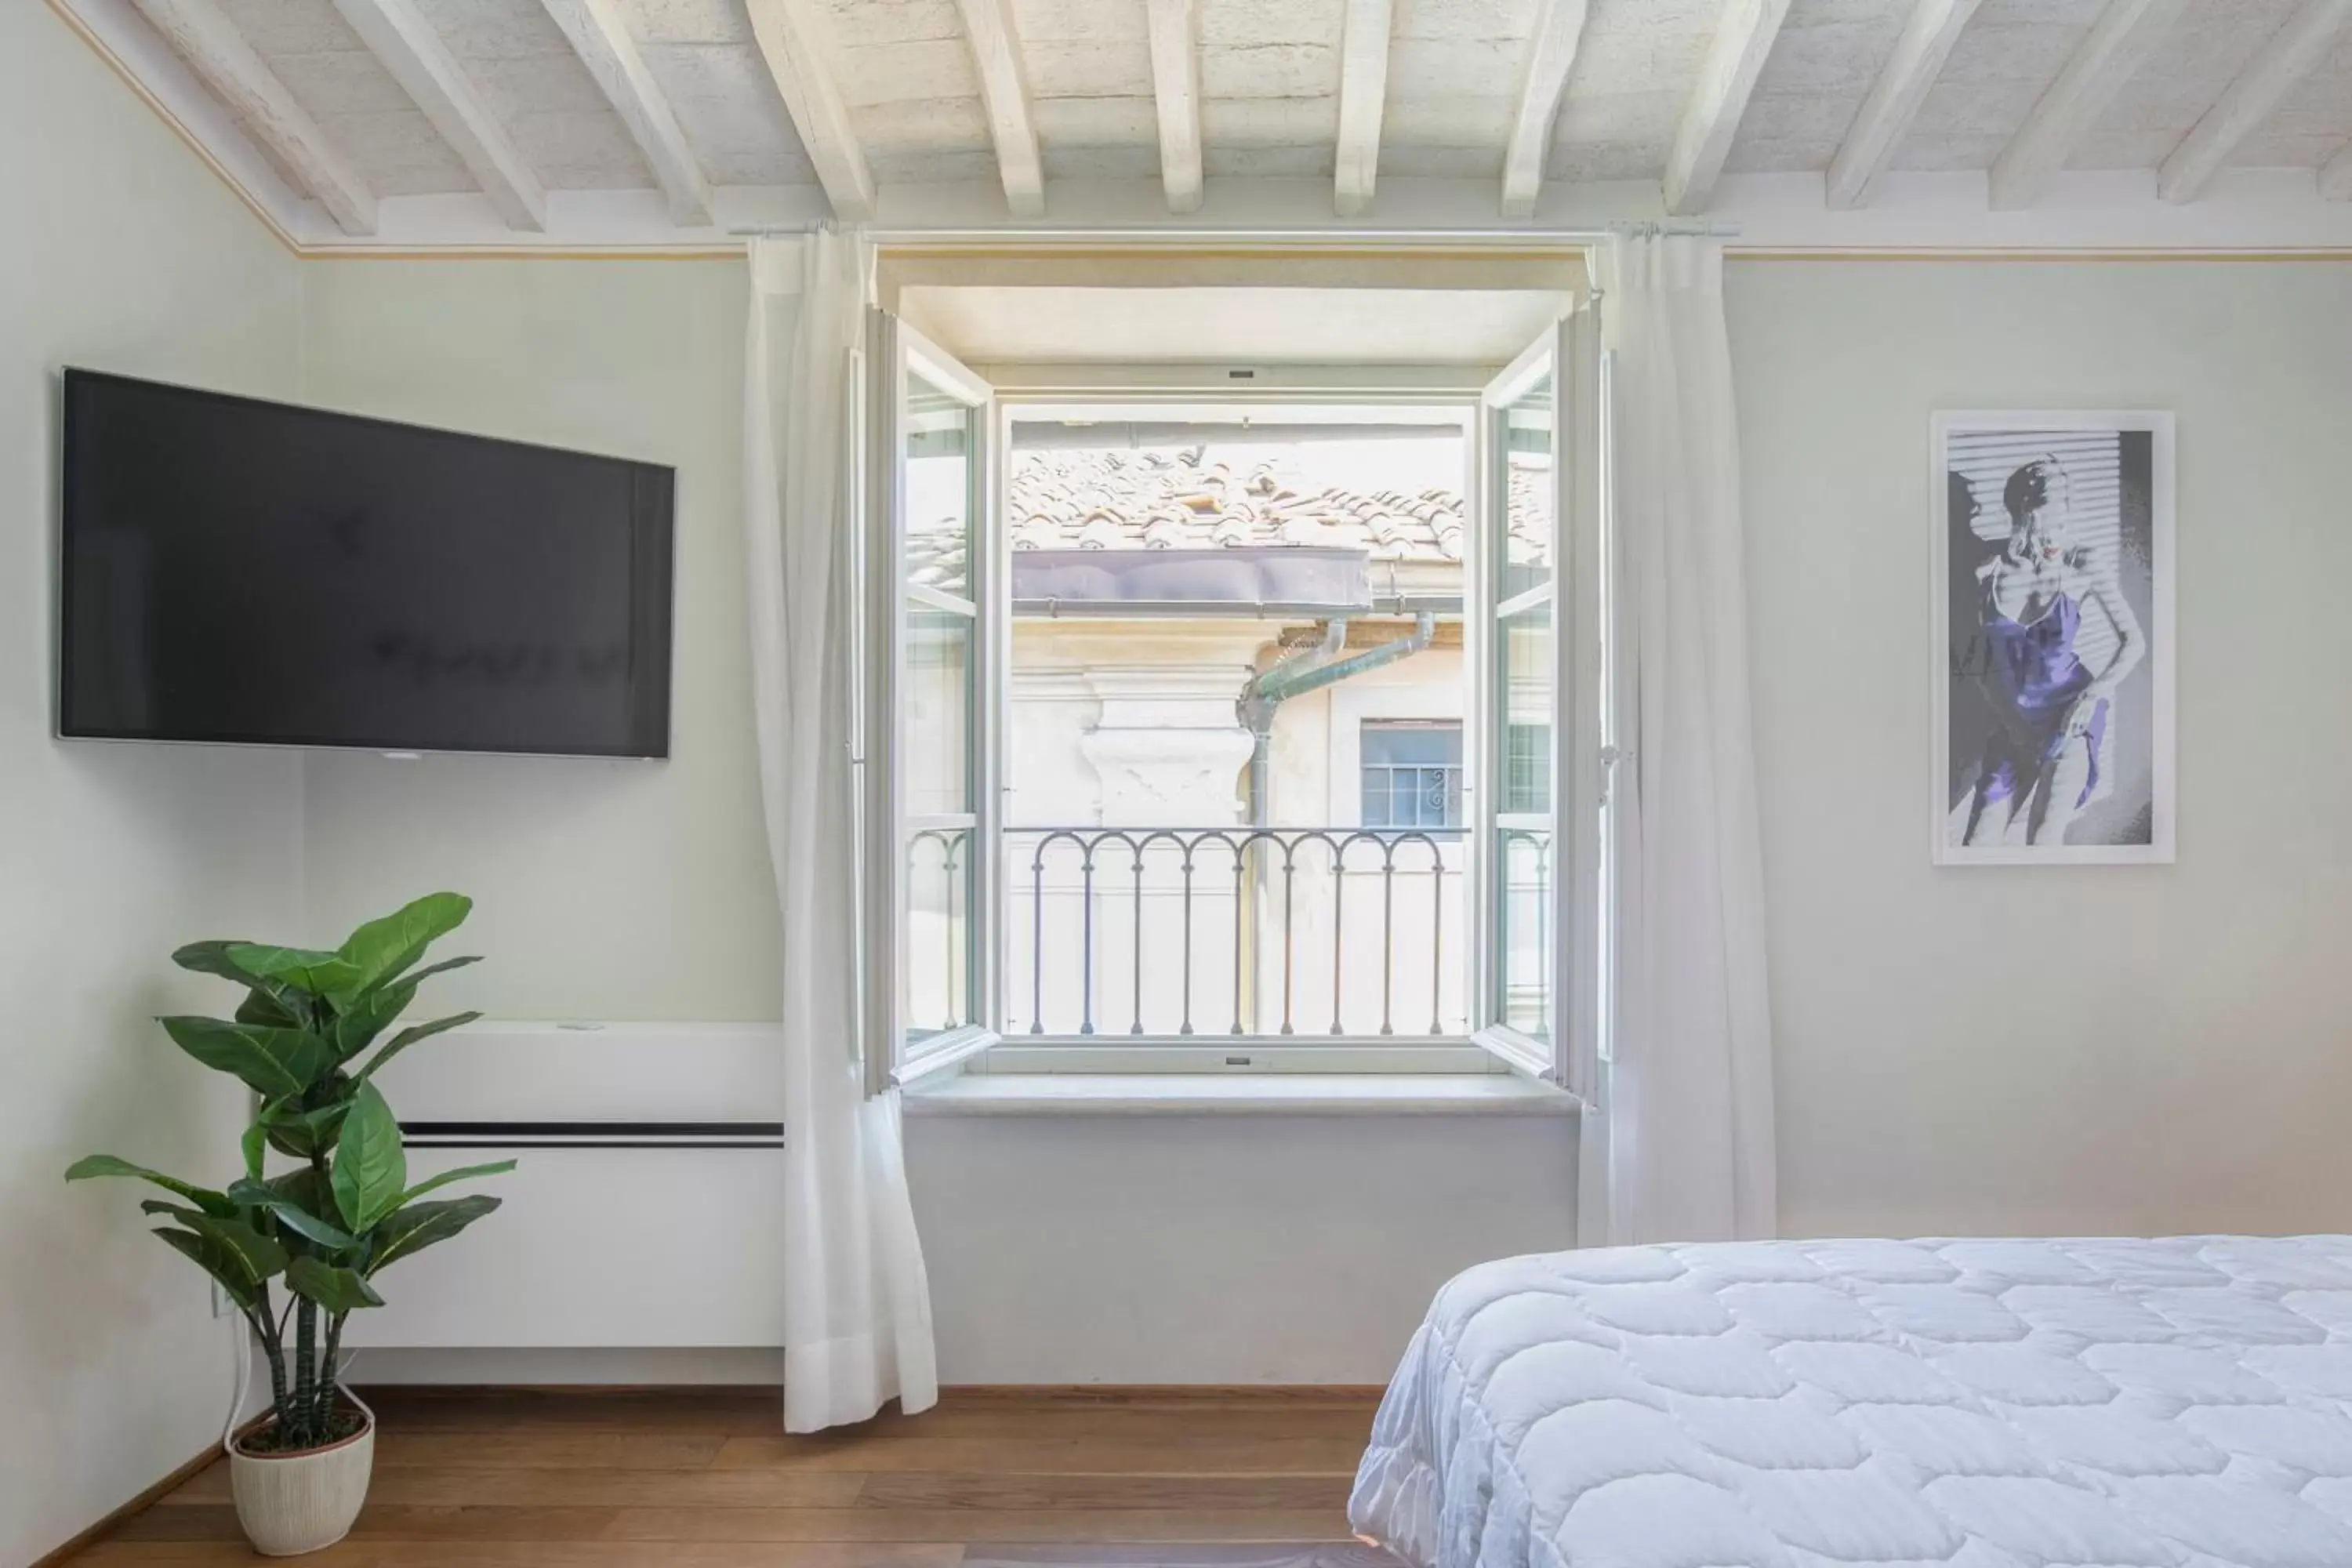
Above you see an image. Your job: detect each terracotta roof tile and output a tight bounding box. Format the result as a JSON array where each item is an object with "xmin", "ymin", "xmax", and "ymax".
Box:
[{"xmin": 997, "ymin": 446, "xmax": 1549, "ymax": 569}]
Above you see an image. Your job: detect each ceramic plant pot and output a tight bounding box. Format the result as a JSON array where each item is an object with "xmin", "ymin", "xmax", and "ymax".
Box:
[{"xmin": 228, "ymin": 1409, "xmax": 375, "ymax": 1556}]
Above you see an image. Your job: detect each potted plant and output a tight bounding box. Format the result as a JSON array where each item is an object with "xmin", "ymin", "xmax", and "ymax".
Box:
[{"xmin": 66, "ymin": 892, "xmax": 513, "ymax": 1556}]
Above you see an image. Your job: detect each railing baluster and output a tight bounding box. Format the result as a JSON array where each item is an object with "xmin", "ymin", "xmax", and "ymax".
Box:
[
  {"xmin": 1080, "ymin": 843, "xmax": 1096, "ymax": 1036},
  {"xmin": 945, "ymin": 833, "xmax": 963, "ymax": 1029},
  {"xmin": 1029, "ymin": 835, "xmax": 1046, "ymax": 1033},
  {"xmin": 1279, "ymin": 840, "xmax": 1297, "ymax": 1036},
  {"xmin": 1330, "ymin": 837, "xmax": 1345, "ymax": 1036},
  {"xmin": 1130, "ymin": 839, "xmax": 1146, "ymax": 1034},
  {"xmin": 1430, "ymin": 840, "xmax": 1445, "ymax": 1036},
  {"xmin": 1231, "ymin": 840, "xmax": 1247, "ymax": 1036},
  {"xmin": 1178, "ymin": 844, "xmax": 1196, "ymax": 1036},
  {"xmin": 1380, "ymin": 839, "xmax": 1396, "ymax": 1036}
]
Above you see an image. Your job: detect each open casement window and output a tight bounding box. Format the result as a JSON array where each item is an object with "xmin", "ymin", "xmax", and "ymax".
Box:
[
  {"xmin": 862, "ymin": 312, "xmax": 1003, "ymax": 1092},
  {"xmin": 1470, "ymin": 299, "xmax": 1612, "ymax": 1096}
]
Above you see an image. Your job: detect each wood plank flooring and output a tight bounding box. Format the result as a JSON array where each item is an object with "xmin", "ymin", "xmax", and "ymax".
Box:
[{"xmin": 64, "ymin": 1388, "xmax": 1399, "ymax": 1567}]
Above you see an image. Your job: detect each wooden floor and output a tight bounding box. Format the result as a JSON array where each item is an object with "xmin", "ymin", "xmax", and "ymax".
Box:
[{"xmin": 67, "ymin": 1387, "xmax": 1397, "ymax": 1567}]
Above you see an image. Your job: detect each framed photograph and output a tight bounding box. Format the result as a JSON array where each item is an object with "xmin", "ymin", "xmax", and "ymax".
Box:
[{"xmin": 1931, "ymin": 412, "xmax": 2174, "ymax": 865}]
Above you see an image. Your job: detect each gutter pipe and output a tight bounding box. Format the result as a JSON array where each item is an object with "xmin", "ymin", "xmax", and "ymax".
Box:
[{"xmin": 1239, "ymin": 612, "xmax": 1437, "ymax": 827}]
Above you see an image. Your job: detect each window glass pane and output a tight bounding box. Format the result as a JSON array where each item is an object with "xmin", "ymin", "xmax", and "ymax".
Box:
[
  {"xmin": 1497, "ymin": 608, "xmax": 1552, "ymax": 815},
  {"xmin": 906, "ymin": 826, "xmax": 970, "ymax": 1035},
  {"xmin": 1501, "ymin": 379, "xmax": 1554, "ymax": 603},
  {"xmin": 1362, "ymin": 721, "xmax": 1464, "ymax": 829},
  {"xmin": 1494, "ymin": 603, "xmax": 1554, "ymax": 1040},
  {"xmin": 1490, "ymin": 360, "xmax": 1555, "ymax": 1042},
  {"xmin": 903, "ymin": 604, "xmax": 971, "ymax": 817},
  {"xmin": 1498, "ymin": 827, "xmax": 1552, "ymax": 1040},
  {"xmin": 906, "ymin": 374, "xmax": 971, "ymax": 598}
]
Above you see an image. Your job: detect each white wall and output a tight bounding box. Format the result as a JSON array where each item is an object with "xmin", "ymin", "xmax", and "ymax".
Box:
[
  {"xmin": 911, "ymin": 1114, "xmax": 1573, "ymax": 1384},
  {"xmin": 296, "ymin": 260, "xmax": 780, "ymax": 1022},
  {"xmin": 1727, "ymin": 259, "xmax": 2352, "ymax": 1240},
  {"xmin": 1, "ymin": 8, "xmax": 305, "ymax": 1562},
  {"xmin": 292, "ymin": 258, "xmax": 1581, "ymax": 1385}
]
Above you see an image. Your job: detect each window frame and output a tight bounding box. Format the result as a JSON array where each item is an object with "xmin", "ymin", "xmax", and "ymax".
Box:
[
  {"xmin": 1468, "ymin": 301, "xmax": 1607, "ymax": 1091},
  {"xmin": 992, "ymin": 390, "xmax": 1489, "ymax": 1069},
  {"xmin": 1359, "ymin": 719, "xmax": 1466, "ymax": 830},
  {"xmin": 862, "ymin": 352, "xmax": 1607, "ymax": 1083},
  {"xmin": 865, "ymin": 310, "xmax": 1004, "ymax": 1091}
]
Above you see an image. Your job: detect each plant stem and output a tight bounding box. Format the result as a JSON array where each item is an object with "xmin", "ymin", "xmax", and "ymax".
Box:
[
  {"xmin": 315, "ymin": 1313, "xmax": 348, "ymax": 1434},
  {"xmin": 291, "ymin": 1297, "xmax": 318, "ymax": 1448},
  {"xmin": 248, "ymin": 1286, "xmax": 288, "ymax": 1439}
]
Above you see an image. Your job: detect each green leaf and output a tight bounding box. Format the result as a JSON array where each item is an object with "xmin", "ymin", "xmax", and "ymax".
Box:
[
  {"xmin": 356, "ymin": 1011, "xmax": 482, "ymax": 1083},
  {"xmin": 234, "ymin": 988, "xmax": 303, "ymax": 1029},
  {"xmin": 393, "ymin": 1159, "xmax": 515, "ymax": 1207},
  {"xmin": 172, "ymin": 939, "xmax": 263, "ymax": 985},
  {"xmin": 241, "ymin": 1120, "xmax": 268, "ymax": 1185},
  {"xmin": 181, "ymin": 1210, "xmax": 289, "ymax": 1281},
  {"xmin": 65, "ymin": 1156, "xmax": 234, "ymax": 1217},
  {"xmin": 332, "ymin": 893, "xmax": 473, "ymax": 1001},
  {"xmin": 332, "ymin": 978, "xmax": 418, "ymax": 1060},
  {"xmin": 158, "ymin": 1017, "xmax": 337, "ymax": 1100},
  {"xmin": 267, "ymin": 1167, "xmax": 339, "ymax": 1224},
  {"xmin": 225, "ymin": 944, "xmax": 366, "ymax": 998},
  {"xmin": 260, "ymin": 1098, "xmax": 350, "ymax": 1161},
  {"xmin": 177, "ymin": 942, "xmax": 310, "ymax": 1025},
  {"xmin": 331, "ymin": 1083, "xmax": 405, "ymax": 1232},
  {"xmin": 400, "ymin": 954, "xmax": 481, "ymax": 989},
  {"xmin": 367, "ymin": 1195, "xmax": 501, "ymax": 1275},
  {"xmin": 154, "ymin": 1227, "xmax": 260, "ymax": 1311},
  {"xmin": 285, "ymin": 1255, "xmax": 384, "ymax": 1314},
  {"xmin": 140, "ymin": 1210, "xmax": 292, "ymax": 1298},
  {"xmin": 228, "ymin": 1179, "xmax": 358, "ymax": 1254}
]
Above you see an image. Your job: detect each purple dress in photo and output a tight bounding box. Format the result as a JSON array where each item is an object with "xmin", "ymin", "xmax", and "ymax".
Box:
[{"xmin": 1976, "ymin": 585, "xmax": 2107, "ymax": 810}]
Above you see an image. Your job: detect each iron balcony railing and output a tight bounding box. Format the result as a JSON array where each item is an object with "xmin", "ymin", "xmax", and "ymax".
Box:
[{"xmin": 1004, "ymin": 826, "xmax": 1469, "ymax": 1039}]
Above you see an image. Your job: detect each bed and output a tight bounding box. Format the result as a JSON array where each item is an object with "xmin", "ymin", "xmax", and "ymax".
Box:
[{"xmin": 1350, "ymin": 1237, "xmax": 2352, "ymax": 1568}]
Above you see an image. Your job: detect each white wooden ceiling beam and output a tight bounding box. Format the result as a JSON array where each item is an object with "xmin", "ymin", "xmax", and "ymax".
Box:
[
  {"xmin": 953, "ymin": 0, "xmax": 1046, "ymax": 217},
  {"xmin": 127, "ymin": 0, "xmax": 378, "ymax": 234},
  {"xmin": 1826, "ymin": 0, "xmax": 1985, "ymax": 209},
  {"xmin": 1334, "ymin": 0, "xmax": 1394, "ymax": 216},
  {"xmin": 1988, "ymin": 0, "xmax": 2187, "ymax": 210},
  {"xmin": 744, "ymin": 0, "xmax": 876, "ymax": 221},
  {"xmin": 1501, "ymin": 0, "xmax": 1592, "ymax": 219},
  {"xmin": 538, "ymin": 0, "xmax": 713, "ymax": 227},
  {"xmin": 2158, "ymin": 0, "xmax": 2352, "ymax": 204},
  {"xmin": 1145, "ymin": 0, "xmax": 1204, "ymax": 213},
  {"xmin": 2325, "ymin": 141, "xmax": 2352, "ymax": 200},
  {"xmin": 330, "ymin": 0, "xmax": 545, "ymax": 230},
  {"xmin": 1663, "ymin": 0, "xmax": 1792, "ymax": 216}
]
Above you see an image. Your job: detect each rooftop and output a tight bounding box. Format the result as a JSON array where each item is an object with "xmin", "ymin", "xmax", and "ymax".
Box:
[{"xmin": 1001, "ymin": 445, "xmax": 1550, "ymax": 569}]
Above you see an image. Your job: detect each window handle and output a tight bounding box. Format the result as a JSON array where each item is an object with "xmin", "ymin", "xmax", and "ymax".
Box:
[{"xmin": 1598, "ymin": 744, "xmax": 1630, "ymax": 805}]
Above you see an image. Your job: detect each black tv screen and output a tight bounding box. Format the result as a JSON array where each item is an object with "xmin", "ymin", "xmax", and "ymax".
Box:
[{"xmin": 58, "ymin": 370, "xmax": 673, "ymax": 757}]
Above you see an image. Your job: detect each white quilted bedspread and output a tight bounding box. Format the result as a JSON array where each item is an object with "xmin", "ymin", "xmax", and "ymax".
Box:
[{"xmin": 1349, "ymin": 1237, "xmax": 2352, "ymax": 1568}]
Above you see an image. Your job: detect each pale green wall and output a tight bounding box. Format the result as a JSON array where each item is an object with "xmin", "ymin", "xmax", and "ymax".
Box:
[
  {"xmin": 295, "ymin": 259, "xmax": 782, "ymax": 1022},
  {"xmin": 1730, "ymin": 258, "xmax": 2352, "ymax": 1240},
  {"xmin": 291, "ymin": 259, "xmax": 1583, "ymax": 1386},
  {"xmin": 1, "ymin": 9, "xmax": 304, "ymax": 1562},
  {"xmin": 19, "ymin": 17, "xmax": 2352, "ymax": 1510}
]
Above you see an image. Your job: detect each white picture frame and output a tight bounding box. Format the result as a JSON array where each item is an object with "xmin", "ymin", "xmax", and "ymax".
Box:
[{"xmin": 1930, "ymin": 411, "xmax": 2175, "ymax": 866}]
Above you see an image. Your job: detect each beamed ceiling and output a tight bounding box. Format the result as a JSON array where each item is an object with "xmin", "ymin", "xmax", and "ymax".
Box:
[{"xmin": 46, "ymin": 0, "xmax": 2352, "ymax": 249}]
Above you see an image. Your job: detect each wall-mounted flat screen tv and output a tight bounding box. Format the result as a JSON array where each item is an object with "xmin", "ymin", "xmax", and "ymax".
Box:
[{"xmin": 58, "ymin": 370, "xmax": 674, "ymax": 757}]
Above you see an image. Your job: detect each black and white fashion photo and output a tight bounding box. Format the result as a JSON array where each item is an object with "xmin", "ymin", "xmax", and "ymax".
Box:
[{"xmin": 1933, "ymin": 412, "xmax": 2175, "ymax": 864}]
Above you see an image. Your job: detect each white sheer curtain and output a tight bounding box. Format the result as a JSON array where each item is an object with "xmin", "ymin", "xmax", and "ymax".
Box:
[
  {"xmin": 1595, "ymin": 234, "xmax": 1777, "ymax": 1245},
  {"xmin": 742, "ymin": 229, "xmax": 938, "ymax": 1431}
]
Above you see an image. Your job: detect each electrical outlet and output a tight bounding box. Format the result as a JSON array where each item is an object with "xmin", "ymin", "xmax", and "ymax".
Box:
[{"xmin": 211, "ymin": 1279, "xmax": 234, "ymax": 1319}]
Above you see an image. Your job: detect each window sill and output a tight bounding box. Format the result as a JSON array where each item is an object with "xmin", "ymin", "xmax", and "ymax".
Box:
[{"xmin": 902, "ymin": 1073, "xmax": 1581, "ymax": 1116}]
